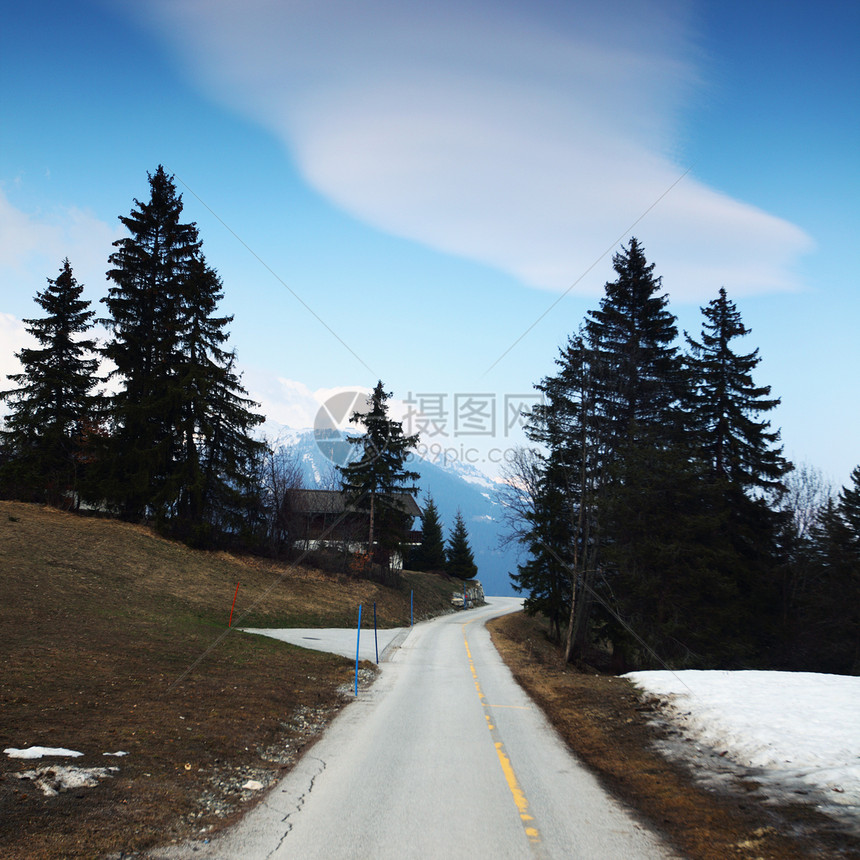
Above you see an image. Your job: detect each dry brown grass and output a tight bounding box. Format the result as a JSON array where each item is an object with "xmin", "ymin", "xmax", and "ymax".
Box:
[
  {"xmin": 489, "ymin": 611, "xmax": 860, "ymax": 859},
  {"xmin": 0, "ymin": 501, "xmax": 455, "ymax": 859}
]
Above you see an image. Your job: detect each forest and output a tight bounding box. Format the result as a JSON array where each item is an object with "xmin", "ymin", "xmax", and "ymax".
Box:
[
  {"xmin": 0, "ymin": 166, "xmax": 480, "ymax": 581},
  {"xmin": 505, "ymin": 238, "xmax": 859, "ymax": 675},
  {"xmin": 0, "ymin": 166, "xmax": 273, "ymax": 548}
]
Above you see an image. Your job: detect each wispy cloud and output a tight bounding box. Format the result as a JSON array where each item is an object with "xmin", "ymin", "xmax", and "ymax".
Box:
[
  {"xmin": 129, "ymin": 0, "xmax": 812, "ymax": 300},
  {"xmin": 0, "ymin": 186, "xmax": 122, "ymax": 306},
  {"xmin": 0, "ymin": 314, "xmax": 31, "ymax": 391},
  {"xmin": 0, "ymin": 189, "xmax": 123, "ymax": 401}
]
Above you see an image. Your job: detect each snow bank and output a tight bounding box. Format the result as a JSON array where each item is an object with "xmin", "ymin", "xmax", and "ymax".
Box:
[
  {"xmin": 625, "ymin": 670, "xmax": 860, "ymax": 809},
  {"xmin": 4, "ymin": 746, "xmax": 83, "ymax": 759}
]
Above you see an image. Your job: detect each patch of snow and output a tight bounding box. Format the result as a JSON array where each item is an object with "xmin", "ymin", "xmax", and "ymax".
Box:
[
  {"xmin": 16, "ymin": 764, "xmax": 117, "ymax": 796},
  {"xmin": 242, "ymin": 779, "xmax": 264, "ymax": 791},
  {"xmin": 5, "ymin": 746, "xmax": 83, "ymax": 759},
  {"xmin": 626, "ymin": 670, "xmax": 860, "ymax": 821},
  {"xmin": 103, "ymin": 750, "xmax": 129, "ymax": 757}
]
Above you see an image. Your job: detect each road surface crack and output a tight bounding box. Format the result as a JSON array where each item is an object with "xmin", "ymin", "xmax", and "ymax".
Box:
[{"xmin": 266, "ymin": 756, "xmax": 327, "ymax": 859}]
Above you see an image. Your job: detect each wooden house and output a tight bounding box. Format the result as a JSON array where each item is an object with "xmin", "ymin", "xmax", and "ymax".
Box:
[{"xmin": 284, "ymin": 489, "xmax": 422, "ymax": 569}]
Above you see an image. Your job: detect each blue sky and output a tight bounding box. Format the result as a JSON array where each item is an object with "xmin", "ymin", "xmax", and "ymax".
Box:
[{"xmin": 1, "ymin": 0, "xmax": 858, "ymax": 488}]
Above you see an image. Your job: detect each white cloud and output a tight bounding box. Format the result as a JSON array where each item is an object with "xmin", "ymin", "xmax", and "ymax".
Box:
[
  {"xmin": 0, "ymin": 314, "xmax": 31, "ymax": 392},
  {"xmin": 243, "ymin": 372, "xmax": 377, "ymax": 433},
  {"xmin": 0, "ymin": 186, "xmax": 122, "ymax": 313},
  {"xmin": 244, "ymin": 374, "xmax": 320, "ymax": 431},
  {"xmin": 126, "ymin": 0, "xmax": 813, "ymax": 300},
  {"xmin": 245, "ymin": 372, "xmax": 434, "ymax": 438}
]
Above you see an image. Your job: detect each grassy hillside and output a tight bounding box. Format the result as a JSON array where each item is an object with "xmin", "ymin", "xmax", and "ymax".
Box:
[{"xmin": 0, "ymin": 501, "xmax": 456, "ymax": 859}]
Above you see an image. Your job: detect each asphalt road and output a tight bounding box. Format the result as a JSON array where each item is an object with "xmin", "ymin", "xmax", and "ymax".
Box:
[{"xmin": 158, "ymin": 598, "xmax": 675, "ymax": 859}]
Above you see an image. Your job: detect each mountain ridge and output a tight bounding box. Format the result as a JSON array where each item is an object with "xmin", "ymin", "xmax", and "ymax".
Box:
[{"xmin": 266, "ymin": 426, "xmax": 520, "ymax": 596}]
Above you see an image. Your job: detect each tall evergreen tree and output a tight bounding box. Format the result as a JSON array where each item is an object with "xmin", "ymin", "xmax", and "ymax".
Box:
[
  {"xmin": 99, "ymin": 166, "xmax": 264, "ymax": 541},
  {"xmin": 170, "ymin": 256, "xmax": 265, "ymax": 542},
  {"xmin": 519, "ymin": 333, "xmax": 603, "ymax": 656},
  {"xmin": 511, "ymin": 241, "xmax": 799, "ymax": 669},
  {"xmin": 800, "ymin": 496, "xmax": 860, "ymax": 673},
  {"xmin": 684, "ymin": 287, "xmax": 792, "ymax": 663},
  {"xmin": 686, "ymin": 287, "xmax": 789, "ymax": 492},
  {"xmin": 338, "ymin": 381, "xmax": 420, "ymax": 568},
  {"xmin": 446, "ymin": 509, "xmax": 478, "ymax": 580},
  {"xmin": 0, "ymin": 259, "xmax": 99, "ymax": 505},
  {"xmin": 100, "ymin": 166, "xmax": 201, "ymax": 518},
  {"xmin": 582, "ymin": 239, "xmax": 704, "ymax": 666},
  {"xmin": 584, "ymin": 237, "xmax": 684, "ymax": 447},
  {"xmin": 555, "ymin": 335, "xmax": 606, "ymax": 660},
  {"xmin": 410, "ymin": 494, "xmax": 446, "ymax": 571},
  {"xmin": 509, "ymin": 453, "xmax": 575, "ymax": 642}
]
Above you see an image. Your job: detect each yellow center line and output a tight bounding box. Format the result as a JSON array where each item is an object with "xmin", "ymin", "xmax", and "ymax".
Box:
[{"xmin": 462, "ymin": 620, "xmax": 542, "ymax": 848}]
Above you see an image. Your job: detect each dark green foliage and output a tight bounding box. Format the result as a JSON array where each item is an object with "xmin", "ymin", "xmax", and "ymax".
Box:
[
  {"xmin": 99, "ymin": 166, "xmax": 201, "ymax": 518},
  {"xmin": 512, "ymin": 240, "xmax": 809, "ymax": 671},
  {"xmin": 527, "ymin": 334, "xmax": 603, "ymax": 660},
  {"xmin": 839, "ymin": 465, "xmax": 860, "ymax": 546},
  {"xmin": 0, "ymin": 259, "xmax": 100, "ymax": 505},
  {"xmin": 584, "ymin": 237, "xmax": 685, "ymax": 446},
  {"xmin": 410, "ymin": 494, "xmax": 446, "ymax": 571},
  {"xmin": 169, "ymin": 257, "xmax": 265, "ymax": 542},
  {"xmin": 580, "ymin": 240, "xmax": 704, "ymax": 666},
  {"xmin": 791, "ymin": 483, "xmax": 860, "ymax": 674},
  {"xmin": 338, "ymin": 381, "xmax": 420, "ymax": 568},
  {"xmin": 685, "ymin": 287, "xmax": 789, "ymax": 491},
  {"xmin": 446, "ymin": 509, "xmax": 478, "ymax": 580},
  {"xmin": 98, "ymin": 166, "xmax": 264, "ymax": 543},
  {"xmin": 681, "ymin": 287, "xmax": 792, "ymax": 665},
  {"xmin": 510, "ymin": 455, "xmax": 574, "ymax": 642}
]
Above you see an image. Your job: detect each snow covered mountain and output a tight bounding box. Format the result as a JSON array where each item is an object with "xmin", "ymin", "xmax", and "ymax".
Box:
[{"xmin": 264, "ymin": 427, "xmax": 521, "ymax": 596}]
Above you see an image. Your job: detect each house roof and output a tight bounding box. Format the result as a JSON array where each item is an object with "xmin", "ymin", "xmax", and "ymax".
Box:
[{"xmin": 285, "ymin": 489, "xmax": 422, "ymax": 518}]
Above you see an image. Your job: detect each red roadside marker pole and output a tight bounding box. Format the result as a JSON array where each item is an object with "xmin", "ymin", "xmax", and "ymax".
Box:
[{"xmin": 228, "ymin": 582, "xmax": 240, "ymax": 627}]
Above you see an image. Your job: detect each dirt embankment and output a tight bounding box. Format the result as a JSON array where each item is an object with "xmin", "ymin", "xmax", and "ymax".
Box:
[
  {"xmin": 488, "ymin": 611, "xmax": 860, "ymax": 860},
  {"xmin": 0, "ymin": 501, "xmax": 455, "ymax": 859}
]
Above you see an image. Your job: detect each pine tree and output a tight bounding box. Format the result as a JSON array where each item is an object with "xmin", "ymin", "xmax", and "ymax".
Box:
[
  {"xmin": 100, "ymin": 165, "xmax": 201, "ymax": 519},
  {"xmin": 338, "ymin": 381, "xmax": 420, "ymax": 568},
  {"xmin": 686, "ymin": 287, "xmax": 789, "ymax": 492},
  {"xmin": 838, "ymin": 465, "xmax": 860, "ymax": 549},
  {"xmin": 518, "ymin": 241, "xmax": 692, "ymax": 666},
  {"xmin": 0, "ymin": 259, "xmax": 99, "ymax": 505},
  {"xmin": 584, "ymin": 237, "xmax": 684, "ymax": 447},
  {"xmin": 446, "ymin": 510, "xmax": 478, "ymax": 580},
  {"xmin": 410, "ymin": 494, "xmax": 446, "ymax": 571},
  {"xmin": 170, "ymin": 256, "xmax": 265, "ymax": 542},
  {"xmin": 511, "ymin": 241, "xmax": 798, "ymax": 668},
  {"xmin": 509, "ymin": 454, "xmax": 575, "ymax": 642},
  {"xmin": 99, "ymin": 166, "xmax": 264, "ymax": 541},
  {"xmin": 529, "ymin": 333, "xmax": 606, "ymax": 659},
  {"xmin": 582, "ymin": 239, "xmax": 705, "ymax": 666},
  {"xmin": 800, "ymin": 497, "xmax": 860, "ymax": 673},
  {"xmin": 683, "ymin": 287, "xmax": 791, "ymax": 664}
]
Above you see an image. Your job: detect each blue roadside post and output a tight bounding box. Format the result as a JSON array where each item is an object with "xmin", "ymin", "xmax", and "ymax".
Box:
[
  {"xmin": 355, "ymin": 604, "xmax": 362, "ymax": 697},
  {"xmin": 373, "ymin": 602, "xmax": 379, "ymax": 664}
]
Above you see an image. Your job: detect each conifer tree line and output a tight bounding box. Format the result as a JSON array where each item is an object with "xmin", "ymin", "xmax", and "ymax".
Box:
[
  {"xmin": 0, "ymin": 169, "xmax": 431, "ymax": 563},
  {"xmin": 1, "ymin": 166, "xmax": 267, "ymax": 547},
  {"xmin": 410, "ymin": 496, "xmax": 478, "ymax": 580},
  {"xmin": 511, "ymin": 237, "xmax": 859, "ymax": 674}
]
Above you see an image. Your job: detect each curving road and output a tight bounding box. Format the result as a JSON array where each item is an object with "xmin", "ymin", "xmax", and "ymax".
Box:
[{"xmin": 159, "ymin": 597, "xmax": 675, "ymax": 859}]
